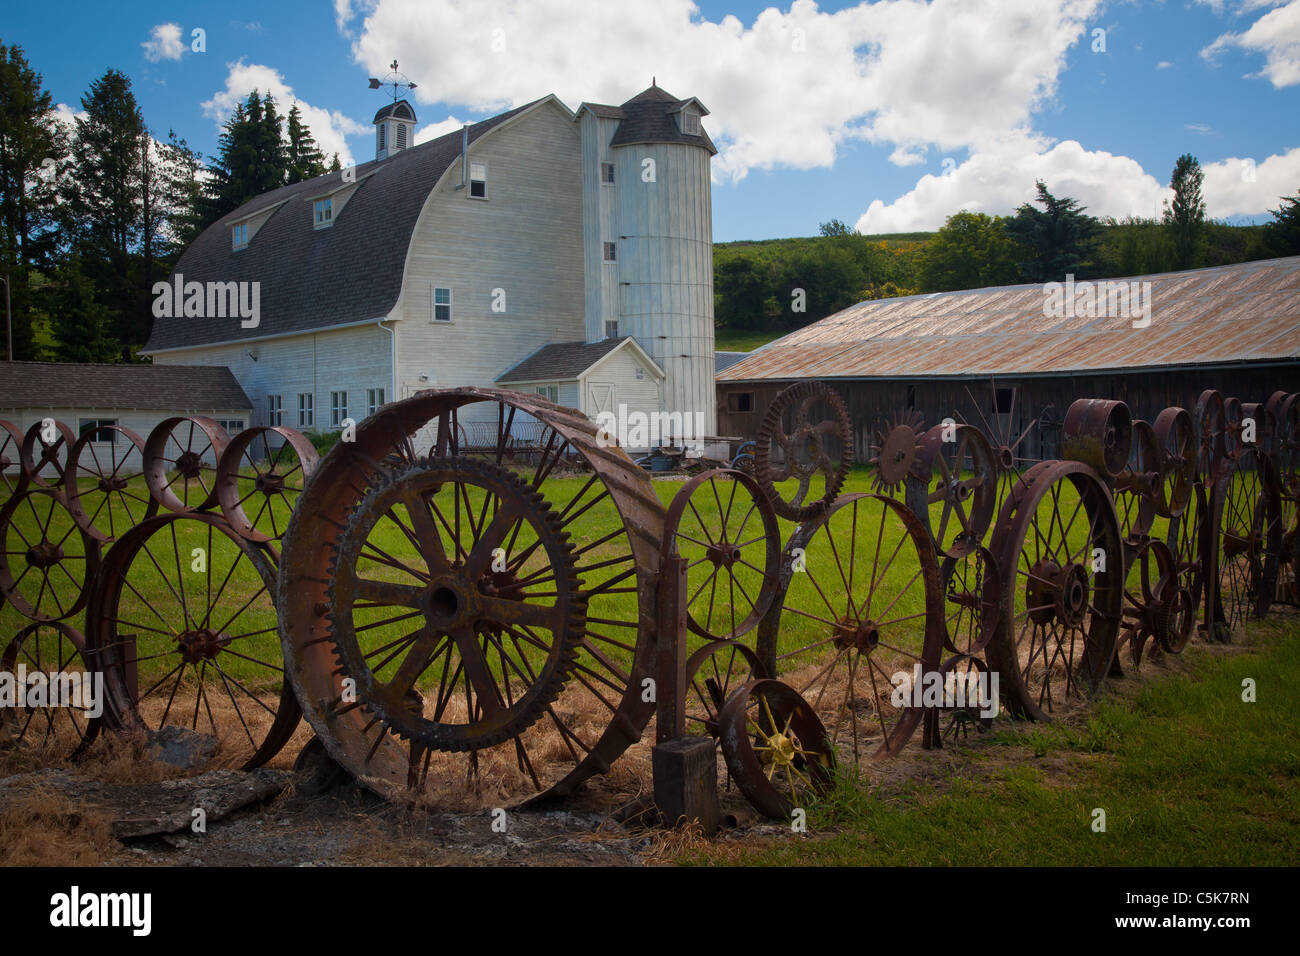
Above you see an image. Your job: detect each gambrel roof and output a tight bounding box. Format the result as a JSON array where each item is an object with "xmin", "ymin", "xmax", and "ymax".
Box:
[{"xmin": 143, "ymin": 97, "xmax": 555, "ymax": 354}]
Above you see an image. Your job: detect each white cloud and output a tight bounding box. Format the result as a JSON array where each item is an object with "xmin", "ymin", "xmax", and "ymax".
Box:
[
  {"xmin": 142, "ymin": 23, "xmax": 186, "ymax": 63},
  {"xmin": 201, "ymin": 60, "xmax": 370, "ymax": 168},
  {"xmin": 856, "ymin": 137, "xmax": 1300, "ymax": 232},
  {"xmin": 1185, "ymin": 122, "xmax": 1215, "ymax": 134},
  {"xmin": 413, "ymin": 116, "xmax": 465, "ymax": 145},
  {"xmin": 339, "ymin": 0, "xmax": 1101, "ymax": 183},
  {"xmin": 1201, "ymin": 0, "xmax": 1300, "ymax": 87},
  {"xmin": 1157, "ymin": 60, "xmax": 1173, "ymax": 69}
]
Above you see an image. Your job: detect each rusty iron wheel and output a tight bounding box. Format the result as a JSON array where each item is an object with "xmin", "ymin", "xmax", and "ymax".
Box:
[
  {"xmin": 922, "ymin": 654, "xmax": 995, "ymax": 749},
  {"xmin": 663, "ymin": 468, "xmax": 780, "ymax": 642},
  {"xmin": 907, "ymin": 422, "xmax": 998, "ymax": 558},
  {"xmin": 756, "ymin": 493, "xmax": 944, "ymax": 764},
  {"xmin": 681, "ymin": 639, "xmax": 767, "ymax": 742},
  {"xmin": 718, "ymin": 678, "xmax": 835, "ymax": 819},
  {"xmin": 1116, "ymin": 540, "xmax": 1185, "ymax": 674},
  {"xmin": 754, "ymin": 381, "xmax": 853, "ymax": 522},
  {"xmin": 987, "ymin": 461, "xmax": 1124, "ymax": 720},
  {"xmin": 1194, "ymin": 390, "xmax": 1227, "ymax": 481},
  {"xmin": 1114, "ymin": 419, "xmax": 1160, "ymax": 548},
  {"xmin": 86, "ymin": 512, "xmax": 298, "ymax": 769},
  {"xmin": 0, "ymin": 621, "xmax": 103, "ymax": 755},
  {"xmin": 1063, "ymin": 398, "xmax": 1133, "ymax": 481},
  {"xmin": 868, "ymin": 409, "xmax": 924, "ymax": 495},
  {"xmin": 277, "ymin": 387, "xmax": 664, "ymax": 806},
  {"xmin": 143, "ymin": 416, "xmax": 230, "ymax": 514},
  {"xmin": 0, "ymin": 419, "xmax": 28, "ymax": 499},
  {"xmin": 958, "ymin": 380, "xmax": 1044, "ymax": 529},
  {"xmin": 216, "ymin": 426, "xmax": 318, "ymax": 544},
  {"xmin": 0, "ymin": 487, "xmax": 100, "ymax": 623},
  {"xmin": 21, "ymin": 419, "xmax": 77, "ymax": 489},
  {"xmin": 1164, "ymin": 481, "xmax": 1209, "ymax": 648},
  {"xmin": 1205, "ymin": 445, "xmax": 1281, "ymax": 639},
  {"xmin": 1152, "ymin": 407, "xmax": 1196, "ymax": 520},
  {"xmin": 939, "ymin": 546, "xmax": 1001, "ymax": 657},
  {"xmin": 65, "ymin": 424, "xmax": 156, "ymax": 542},
  {"xmin": 327, "ymin": 456, "xmax": 586, "ymax": 754}
]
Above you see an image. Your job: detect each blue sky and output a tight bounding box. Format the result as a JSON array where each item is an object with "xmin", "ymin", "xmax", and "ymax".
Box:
[{"xmin": 3, "ymin": 0, "xmax": 1298, "ymax": 240}]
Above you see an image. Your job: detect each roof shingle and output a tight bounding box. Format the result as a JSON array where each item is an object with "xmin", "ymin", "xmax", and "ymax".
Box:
[{"xmin": 0, "ymin": 362, "xmax": 252, "ymax": 411}]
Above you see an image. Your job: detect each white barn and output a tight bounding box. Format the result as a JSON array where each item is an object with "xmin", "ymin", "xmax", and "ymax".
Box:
[{"xmin": 141, "ymin": 84, "xmax": 719, "ymax": 453}]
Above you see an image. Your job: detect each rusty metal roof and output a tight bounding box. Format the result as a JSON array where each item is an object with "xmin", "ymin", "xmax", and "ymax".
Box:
[{"xmin": 717, "ymin": 256, "xmax": 1300, "ymax": 382}]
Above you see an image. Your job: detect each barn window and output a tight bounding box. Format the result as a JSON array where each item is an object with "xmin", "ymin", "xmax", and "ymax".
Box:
[
  {"xmin": 314, "ymin": 197, "xmax": 333, "ymax": 227},
  {"xmin": 470, "ymin": 162, "xmax": 487, "ymax": 199},
  {"xmin": 232, "ymin": 222, "xmax": 249, "ymax": 250},
  {"xmin": 77, "ymin": 419, "xmax": 117, "ymax": 443},
  {"xmin": 727, "ymin": 392, "xmax": 754, "ymax": 413},
  {"xmin": 217, "ymin": 419, "xmax": 245, "ymax": 435},
  {"xmin": 330, "ymin": 391, "xmax": 349, "ymax": 428},
  {"xmin": 994, "ymin": 387, "xmax": 1015, "ymax": 415},
  {"xmin": 536, "ymin": 385, "xmax": 558, "ymax": 403},
  {"xmin": 366, "ymin": 388, "xmax": 385, "ymax": 417},
  {"xmin": 906, "ymin": 384, "xmax": 916, "ymax": 410},
  {"xmin": 604, "ymin": 320, "xmax": 619, "ymax": 339},
  {"xmin": 432, "ymin": 287, "xmax": 452, "ymax": 322},
  {"xmin": 601, "ymin": 162, "xmax": 615, "ymax": 185},
  {"xmin": 603, "ymin": 241, "xmax": 617, "ymax": 262},
  {"xmin": 267, "ymin": 394, "xmax": 282, "ymax": 426},
  {"xmin": 298, "ymin": 393, "xmax": 314, "ymax": 428}
]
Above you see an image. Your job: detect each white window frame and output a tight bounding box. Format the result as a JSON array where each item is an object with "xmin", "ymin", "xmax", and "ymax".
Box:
[
  {"xmin": 603, "ymin": 241, "xmax": 617, "ymax": 263},
  {"xmin": 314, "ymin": 197, "xmax": 333, "ymax": 228},
  {"xmin": 298, "ymin": 393, "xmax": 314, "ymax": 428},
  {"xmin": 469, "ymin": 162, "xmax": 488, "ymax": 200},
  {"xmin": 232, "ymin": 222, "xmax": 249, "ymax": 250},
  {"xmin": 366, "ymin": 388, "xmax": 385, "ymax": 417},
  {"xmin": 600, "ymin": 162, "xmax": 615, "ymax": 185},
  {"xmin": 267, "ymin": 394, "xmax": 282, "ymax": 426},
  {"xmin": 217, "ymin": 419, "xmax": 245, "ymax": 436},
  {"xmin": 432, "ymin": 286, "xmax": 453, "ymax": 323},
  {"xmin": 330, "ymin": 390, "xmax": 349, "ymax": 428},
  {"xmin": 536, "ymin": 385, "xmax": 558, "ymax": 403}
]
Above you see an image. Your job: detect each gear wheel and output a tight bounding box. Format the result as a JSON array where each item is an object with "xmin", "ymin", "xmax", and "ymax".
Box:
[
  {"xmin": 869, "ymin": 409, "xmax": 925, "ymax": 493},
  {"xmin": 754, "ymin": 381, "xmax": 853, "ymax": 521},
  {"xmin": 326, "ymin": 456, "xmax": 586, "ymax": 753}
]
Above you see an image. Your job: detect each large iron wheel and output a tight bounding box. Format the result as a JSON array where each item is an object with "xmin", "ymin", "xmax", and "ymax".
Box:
[{"xmin": 754, "ymin": 381, "xmax": 852, "ymax": 522}]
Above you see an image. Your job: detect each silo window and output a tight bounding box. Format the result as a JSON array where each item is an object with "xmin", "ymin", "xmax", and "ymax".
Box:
[
  {"xmin": 604, "ymin": 321, "xmax": 619, "ymax": 339},
  {"xmin": 727, "ymin": 392, "xmax": 754, "ymax": 413},
  {"xmin": 603, "ymin": 241, "xmax": 617, "ymax": 262},
  {"xmin": 470, "ymin": 163, "xmax": 487, "ymax": 199},
  {"xmin": 601, "ymin": 162, "xmax": 615, "ymax": 185},
  {"xmin": 681, "ymin": 109, "xmax": 700, "ymax": 135}
]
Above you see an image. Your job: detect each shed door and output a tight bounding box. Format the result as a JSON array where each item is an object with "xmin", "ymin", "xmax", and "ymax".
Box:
[{"xmin": 587, "ymin": 382, "xmax": 616, "ymax": 419}]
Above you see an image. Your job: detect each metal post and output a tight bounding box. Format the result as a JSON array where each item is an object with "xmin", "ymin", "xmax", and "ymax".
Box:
[
  {"xmin": 654, "ymin": 554, "xmax": 688, "ymax": 743},
  {"xmin": 3, "ymin": 274, "xmax": 10, "ymax": 361}
]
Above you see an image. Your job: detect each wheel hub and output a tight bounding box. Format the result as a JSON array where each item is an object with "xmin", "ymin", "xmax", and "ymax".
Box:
[
  {"xmin": 24, "ymin": 540, "xmax": 64, "ymax": 568},
  {"xmin": 97, "ymin": 475, "xmax": 130, "ymax": 493},
  {"xmin": 176, "ymin": 450, "xmax": 204, "ymax": 478},
  {"xmin": 706, "ymin": 540, "xmax": 743, "ymax": 567},
  {"xmin": 421, "ymin": 577, "xmax": 475, "ymax": 629},
  {"xmin": 1222, "ymin": 526, "xmax": 1257, "ymax": 559},
  {"xmin": 255, "ymin": 472, "xmax": 284, "ymax": 494},
  {"xmin": 833, "ymin": 618, "xmax": 881, "ymax": 652},
  {"xmin": 176, "ymin": 627, "xmax": 229, "ymax": 663},
  {"xmin": 1055, "ymin": 564, "xmax": 1090, "ymax": 627}
]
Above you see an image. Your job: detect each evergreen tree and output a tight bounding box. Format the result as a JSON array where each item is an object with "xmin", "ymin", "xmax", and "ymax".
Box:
[
  {"xmin": 50, "ymin": 255, "xmax": 119, "ymax": 363},
  {"xmin": 1264, "ymin": 188, "xmax": 1300, "ymax": 257},
  {"xmin": 203, "ymin": 90, "xmax": 292, "ymax": 225},
  {"xmin": 1005, "ymin": 181, "xmax": 1103, "ymax": 282},
  {"xmin": 0, "ymin": 41, "xmax": 68, "ymax": 358},
  {"xmin": 1164, "ymin": 154, "xmax": 1206, "ymax": 270},
  {"xmin": 285, "ymin": 104, "xmax": 327, "ymax": 183}
]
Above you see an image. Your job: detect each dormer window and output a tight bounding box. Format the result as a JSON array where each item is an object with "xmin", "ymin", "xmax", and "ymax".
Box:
[
  {"xmin": 314, "ymin": 198, "xmax": 333, "ymax": 228},
  {"xmin": 232, "ymin": 222, "xmax": 249, "ymax": 250},
  {"xmin": 681, "ymin": 109, "xmax": 700, "ymax": 135},
  {"xmin": 470, "ymin": 163, "xmax": 487, "ymax": 199}
]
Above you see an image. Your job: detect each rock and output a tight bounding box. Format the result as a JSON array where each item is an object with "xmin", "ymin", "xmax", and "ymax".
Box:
[
  {"xmin": 145, "ymin": 726, "xmax": 218, "ymax": 770},
  {"xmin": 292, "ymin": 737, "xmax": 352, "ymax": 796},
  {"xmin": 0, "ymin": 767, "xmax": 292, "ymax": 839}
]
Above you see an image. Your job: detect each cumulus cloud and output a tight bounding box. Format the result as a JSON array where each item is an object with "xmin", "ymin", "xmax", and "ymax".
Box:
[
  {"xmin": 338, "ymin": 0, "xmax": 1100, "ymax": 182},
  {"xmin": 1201, "ymin": 0, "xmax": 1300, "ymax": 87},
  {"xmin": 142, "ymin": 23, "xmax": 186, "ymax": 63},
  {"xmin": 413, "ymin": 116, "xmax": 466, "ymax": 145},
  {"xmin": 201, "ymin": 60, "xmax": 370, "ymax": 168}
]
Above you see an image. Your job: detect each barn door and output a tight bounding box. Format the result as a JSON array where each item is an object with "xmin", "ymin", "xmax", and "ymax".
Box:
[{"xmin": 587, "ymin": 382, "xmax": 616, "ymax": 420}]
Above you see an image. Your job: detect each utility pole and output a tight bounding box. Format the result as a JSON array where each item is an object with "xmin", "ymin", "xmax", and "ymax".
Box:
[{"xmin": 2, "ymin": 275, "xmax": 11, "ymax": 361}]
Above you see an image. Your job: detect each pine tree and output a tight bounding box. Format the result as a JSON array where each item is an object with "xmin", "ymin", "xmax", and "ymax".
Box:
[
  {"xmin": 1264, "ymin": 188, "xmax": 1300, "ymax": 257},
  {"xmin": 1164, "ymin": 154, "xmax": 1206, "ymax": 270},
  {"xmin": 50, "ymin": 255, "xmax": 119, "ymax": 363},
  {"xmin": 1005, "ymin": 181, "xmax": 1103, "ymax": 282},
  {"xmin": 285, "ymin": 104, "xmax": 326, "ymax": 184},
  {"xmin": 203, "ymin": 90, "xmax": 292, "ymax": 224},
  {"xmin": 0, "ymin": 41, "xmax": 68, "ymax": 358}
]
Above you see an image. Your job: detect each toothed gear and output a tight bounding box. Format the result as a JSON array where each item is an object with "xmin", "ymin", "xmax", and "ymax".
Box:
[
  {"xmin": 326, "ymin": 456, "xmax": 586, "ymax": 753},
  {"xmin": 869, "ymin": 410, "xmax": 925, "ymax": 493},
  {"xmin": 754, "ymin": 381, "xmax": 853, "ymax": 522}
]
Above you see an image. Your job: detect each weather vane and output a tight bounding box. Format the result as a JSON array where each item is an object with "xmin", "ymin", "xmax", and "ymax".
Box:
[{"xmin": 367, "ymin": 59, "xmax": 418, "ymax": 103}]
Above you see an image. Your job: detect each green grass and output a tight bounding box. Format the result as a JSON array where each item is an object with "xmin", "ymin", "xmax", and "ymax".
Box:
[
  {"xmin": 713, "ymin": 329, "xmax": 785, "ymax": 352},
  {"xmin": 682, "ymin": 614, "xmax": 1300, "ymax": 865}
]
